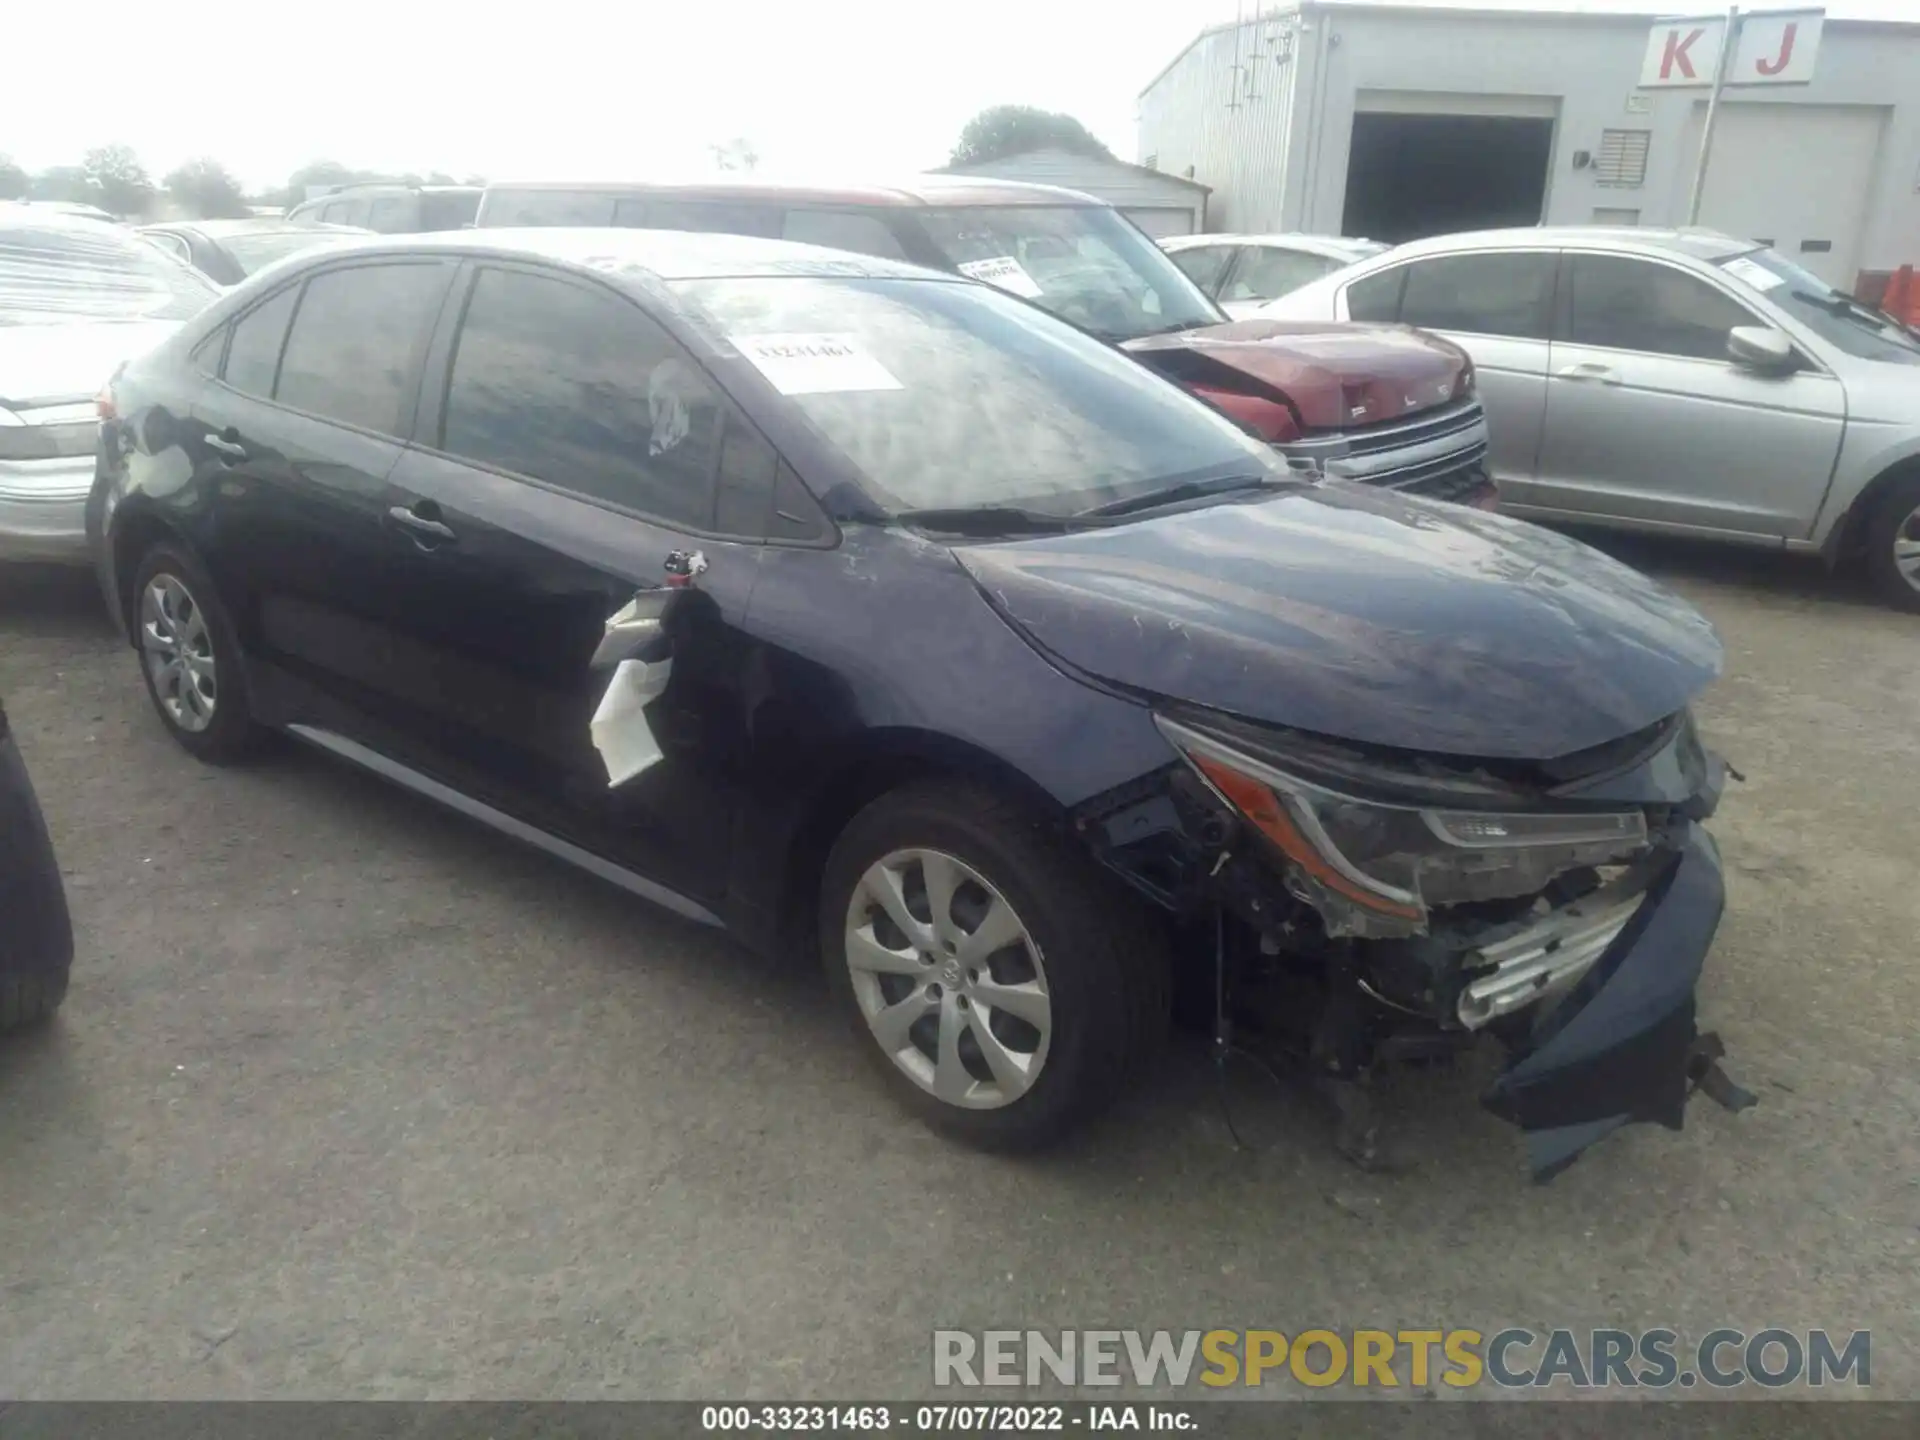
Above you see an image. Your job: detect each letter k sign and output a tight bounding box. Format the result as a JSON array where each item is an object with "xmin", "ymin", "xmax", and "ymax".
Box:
[{"xmin": 1660, "ymin": 27, "xmax": 1704, "ymax": 80}]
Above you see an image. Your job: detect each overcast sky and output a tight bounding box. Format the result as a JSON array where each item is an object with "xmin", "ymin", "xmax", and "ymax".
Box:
[{"xmin": 4, "ymin": 0, "xmax": 1910, "ymax": 190}]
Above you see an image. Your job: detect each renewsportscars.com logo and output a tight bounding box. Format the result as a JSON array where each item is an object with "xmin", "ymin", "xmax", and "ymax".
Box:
[{"xmin": 932, "ymin": 1328, "xmax": 1871, "ymax": 1391}]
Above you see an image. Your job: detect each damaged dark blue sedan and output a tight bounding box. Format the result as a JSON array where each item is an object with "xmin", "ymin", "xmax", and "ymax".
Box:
[{"xmin": 91, "ymin": 229, "xmax": 1745, "ymax": 1177}]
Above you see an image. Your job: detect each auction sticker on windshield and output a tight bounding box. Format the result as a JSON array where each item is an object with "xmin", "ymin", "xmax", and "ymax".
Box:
[
  {"xmin": 957, "ymin": 255, "xmax": 1044, "ymax": 299},
  {"xmin": 1723, "ymin": 256, "xmax": 1784, "ymax": 292},
  {"xmin": 733, "ymin": 333, "xmax": 903, "ymax": 395}
]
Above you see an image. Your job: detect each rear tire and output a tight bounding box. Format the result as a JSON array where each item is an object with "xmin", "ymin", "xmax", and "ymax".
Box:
[
  {"xmin": 1863, "ymin": 473, "xmax": 1920, "ymax": 613},
  {"xmin": 0, "ymin": 969, "xmax": 68, "ymax": 1033},
  {"xmin": 820, "ymin": 780, "xmax": 1169, "ymax": 1150},
  {"xmin": 129, "ymin": 543, "xmax": 263, "ymax": 762}
]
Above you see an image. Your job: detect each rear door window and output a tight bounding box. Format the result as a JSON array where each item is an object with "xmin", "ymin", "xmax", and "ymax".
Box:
[
  {"xmin": 1397, "ymin": 252, "xmax": 1556, "ymax": 339},
  {"xmin": 1167, "ymin": 244, "xmax": 1233, "ymax": 296},
  {"xmin": 782, "ymin": 210, "xmax": 909, "ymax": 260},
  {"xmin": 620, "ymin": 200, "xmax": 783, "ymax": 237},
  {"xmin": 439, "ymin": 266, "xmax": 726, "ymax": 531},
  {"xmin": 222, "ymin": 286, "xmax": 300, "ymax": 398},
  {"xmin": 1564, "ymin": 253, "xmax": 1757, "ymax": 361},
  {"xmin": 274, "ymin": 263, "xmax": 451, "ymax": 435},
  {"xmin": 484, "ymin": 190, "xmax": 616, "ymax": 226},
  {"xmin": 420, "ymin": 191, "xmax": 480, "ymax": 230},
  {"xmin": 367, "ymin": 195, "xmax": 411, "ymax": 233}
]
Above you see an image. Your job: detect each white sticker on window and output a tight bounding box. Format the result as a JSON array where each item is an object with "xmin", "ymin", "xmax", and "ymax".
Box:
[
  {"xmin": 1723, "ymin": 256, "xmax": 1784, "ymax": 293},
  {"xmin": 957, "ymin": 255, "xmax": 1044, "ymax": 299},
  {"xmin": 733, "ymin": 333, "xmax": 903, "ymax": 395}
]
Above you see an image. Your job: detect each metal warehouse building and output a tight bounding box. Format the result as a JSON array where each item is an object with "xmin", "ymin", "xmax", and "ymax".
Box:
[{"xmin": 1138, "ymin": 2, "xmax": 1920, "ymax": 291}]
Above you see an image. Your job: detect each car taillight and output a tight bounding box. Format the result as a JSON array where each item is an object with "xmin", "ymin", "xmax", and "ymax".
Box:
[{"xmin": 1190, "ymin": 385, "xmax": 1303, "ymax": 444}]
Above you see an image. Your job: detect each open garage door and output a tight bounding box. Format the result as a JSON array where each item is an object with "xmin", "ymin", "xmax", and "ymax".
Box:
[{"xmin": 1343, "ymin": 95, "xmax": 1555, "ymax": 244}]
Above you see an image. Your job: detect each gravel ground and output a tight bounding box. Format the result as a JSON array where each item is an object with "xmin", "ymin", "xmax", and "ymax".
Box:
[{"xmin": 0, "ymin": 540, "xmax": 1915, "ymax": 1401}]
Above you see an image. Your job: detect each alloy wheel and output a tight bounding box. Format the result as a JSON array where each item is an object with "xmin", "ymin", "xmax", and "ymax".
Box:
[
  {"xmin": 844, "ymin": 848, "xmax": 1052, "ymax": 1110},
  {"xmin": 1895, "ymin": 503, "xmax": 1920, "ymax": 595},
  {"xmin": 140, "ymin": 574, "xmax": 217, "ymax": 733}
]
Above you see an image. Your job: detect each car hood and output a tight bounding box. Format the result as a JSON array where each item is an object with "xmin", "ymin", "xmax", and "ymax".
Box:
[
  {"xmin": 0, "ymin": 320, "xmax": 181, "ymax": 410},
  {"xmin": 1123, "ymin": 319, "xmax": 1467, "ymax": 430},
  {"xmin": 953, "ymin": 486, "xmax": 1722, "ymax": 762}
]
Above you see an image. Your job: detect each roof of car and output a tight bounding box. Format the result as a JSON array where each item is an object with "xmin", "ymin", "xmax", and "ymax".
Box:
[
  {"xmin": 143, "ymin": 219, "xmax": 373, "ymax": 238},
  {"xmin": 1379, "ymin": 226, "xmax": 1759, "ymax": 261},
  {"xmin": 305, "ymin": 226, "xmax": 951, "ymax": 284},
  {"xmin": 1164, "ymin": 232, "xmax": 1384, "ymax": 256},
  {"xmin": 480, "ymin": 174, "xmax": 1108, "ymax": 209}
]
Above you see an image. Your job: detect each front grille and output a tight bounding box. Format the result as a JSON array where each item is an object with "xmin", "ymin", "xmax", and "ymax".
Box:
[{"xmin": 1277, "ymin": 399, "xmax": 1489, "ymax": 497}]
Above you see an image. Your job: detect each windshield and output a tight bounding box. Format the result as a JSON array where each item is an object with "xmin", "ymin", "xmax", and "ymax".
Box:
[
  {"xmin": 677, "ymin": 275, "xmax": 1284, "ymax": 518},
  {"xmin": 1717, "ymin": 249, "xmax": 1920, "ymax": 366},
  {"xmin": 221, "ymin": 228, "xmax": 367, "ymax": 276},
  {"xmin": 0, "ymin": 221, "xmax": 216, "ymax": 325},
  {"xmin": 910, "ymin": 206, "xmax": 1224, "ymax": 343}
]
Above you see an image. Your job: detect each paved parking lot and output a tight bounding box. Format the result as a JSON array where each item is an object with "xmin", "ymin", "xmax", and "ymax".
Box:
[{"xmin": 1, "ymin": 541, "xmax": 1916, "ymax": 1400}]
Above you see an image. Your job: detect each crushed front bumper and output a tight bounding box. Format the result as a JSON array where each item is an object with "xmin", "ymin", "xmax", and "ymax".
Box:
[{"xmin": 1483, "ymin": 823, "xmax": 1729, "ymax": 1180}]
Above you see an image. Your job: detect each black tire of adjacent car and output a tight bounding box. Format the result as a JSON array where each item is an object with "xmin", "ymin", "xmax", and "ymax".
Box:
[
  {"xmin": 129, "ymin": 542, "xmax": 264, "ymax": 763},
  {"xmin": 1864, "ymin": 472, "xmax": 1920, "ymax": 613},
  {"xmin": 0, "ymin": 970, "xmax": 67, "ymax": 1033},
  {"xmin": 820, "ymin": 780, "xmax": 1170, "ymax": 1150}
]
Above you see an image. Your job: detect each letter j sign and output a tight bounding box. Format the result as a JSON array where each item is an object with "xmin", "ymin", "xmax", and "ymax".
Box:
[{"xmin": 1639, "ymin": 9, "xmax": 1824, "ymax": 89}]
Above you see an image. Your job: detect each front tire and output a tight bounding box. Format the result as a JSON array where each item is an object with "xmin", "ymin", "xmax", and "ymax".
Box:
[
  {"xmin": 820, "ymin": 781, "xmax": 1168, "ymax": 1150},
  {"xmin": 1863, "ymin": 474, "xmax": 1920, "ymax": 613},
  {"xmin": 129, "ymin": 543, "xmax": 262, "ymax": 762}
]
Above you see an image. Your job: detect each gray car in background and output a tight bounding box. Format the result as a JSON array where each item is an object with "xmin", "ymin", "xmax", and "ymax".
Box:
[
  {"xmin": 1261, "ymin": 227, "xmax": 1920, "ymax": 610},
  {"xmin": 0, "ymin": 205, "xmax": 216, "ymax": 563},
  {"xmin": 1162, "ymin": 232, "xmax": 1387, "ymax": 317}
]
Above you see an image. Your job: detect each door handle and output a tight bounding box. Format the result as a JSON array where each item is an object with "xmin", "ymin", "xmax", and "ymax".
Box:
[
  {"xmin": 1554, "ymin": 362, "xmax": 1621, "ymax": 385},
  {"xmin": 204, "ymin": 432, "xmax": 247, "ymax": 459},
  {"xmin": 386, "ymin": 504, "xmax": 456, "ymax": 542}
]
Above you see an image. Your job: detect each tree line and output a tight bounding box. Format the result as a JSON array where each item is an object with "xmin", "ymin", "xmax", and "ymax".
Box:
[
  {"xmin": 0, "ymin": 108, "xmax": 1101, "ymax": 225},
  {"xmin": 0, "ymin": 149, "xmax": 487, "ymax": 220}
]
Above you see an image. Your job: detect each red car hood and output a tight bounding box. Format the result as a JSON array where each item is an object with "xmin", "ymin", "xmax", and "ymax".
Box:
[{"xmin": 1123, "ymin": 319, "xmax": 1469, "ymax": 431}]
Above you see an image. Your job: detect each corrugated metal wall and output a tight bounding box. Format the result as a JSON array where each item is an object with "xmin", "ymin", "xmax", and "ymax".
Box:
[
  {"xmin": 944, "ymin": 149, "xmax": 1208, "ymax": 230},
  {"xmin": 1137, "ymin": 18, "xmax": 1300, "ymax": 232}
]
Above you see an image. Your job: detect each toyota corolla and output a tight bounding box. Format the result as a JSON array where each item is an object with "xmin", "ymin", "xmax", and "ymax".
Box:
[{"xmin": 93, "ymin": 229, "xmax": 1745, "ymax": 1177}]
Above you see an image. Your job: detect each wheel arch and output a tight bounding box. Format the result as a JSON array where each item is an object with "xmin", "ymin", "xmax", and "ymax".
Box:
[
  {"xmin": 1823, "ymin": 453, "xmax": 1920, "ymax": 565},
  {"xmin": 108, "ymin": 500, "xmax": 194, "ymax": 639},
  {"xmin": 770, "ymin": 728, "xmax": 1070, "ymax": 954}
]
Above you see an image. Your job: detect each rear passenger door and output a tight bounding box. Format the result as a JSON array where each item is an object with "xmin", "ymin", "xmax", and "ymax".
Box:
[
  {"xmin": 379, "ymin": 262, "xmax": 781, "ymax": 903},
  {"xmin": 1344, "ymin": 249, "xmax": 1558, "ymax": 496},
  {"xmin": 188, "ymin": 260, "xmax": 456, "ymax": 721}
]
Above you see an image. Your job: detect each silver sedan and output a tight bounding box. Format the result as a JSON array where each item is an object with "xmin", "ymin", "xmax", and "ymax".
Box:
[
  {"xmin": 1, "ymin": 206, "xmax": 215, "ymax": 564},
  {"xmin": 1261, "ymin": 227, "xmax": 1920, "ymax": 610}
]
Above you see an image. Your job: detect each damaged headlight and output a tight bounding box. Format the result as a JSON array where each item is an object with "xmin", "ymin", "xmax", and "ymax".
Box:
[{"xmin": 1156, "ymin": 716, "xmax": 1648, "ymax": 937}]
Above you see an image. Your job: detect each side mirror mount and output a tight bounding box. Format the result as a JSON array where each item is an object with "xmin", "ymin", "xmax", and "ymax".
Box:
[{"xmin": 1727, "ymin": 325, "xmax": 1796, "ymax": 375}]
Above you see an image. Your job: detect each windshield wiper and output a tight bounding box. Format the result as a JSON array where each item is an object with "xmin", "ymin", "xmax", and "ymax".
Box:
[
  {"xmin": 892, "ymin": 505, "xmax": 1075, "ymax": 537},
  {"xmin": 1074, "ymin": 474, "xmax": 1276, "ymax": 521},
  {"xmin": 1789, "ymin": 288, "xmax": 1897, "ymax": 329}
]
